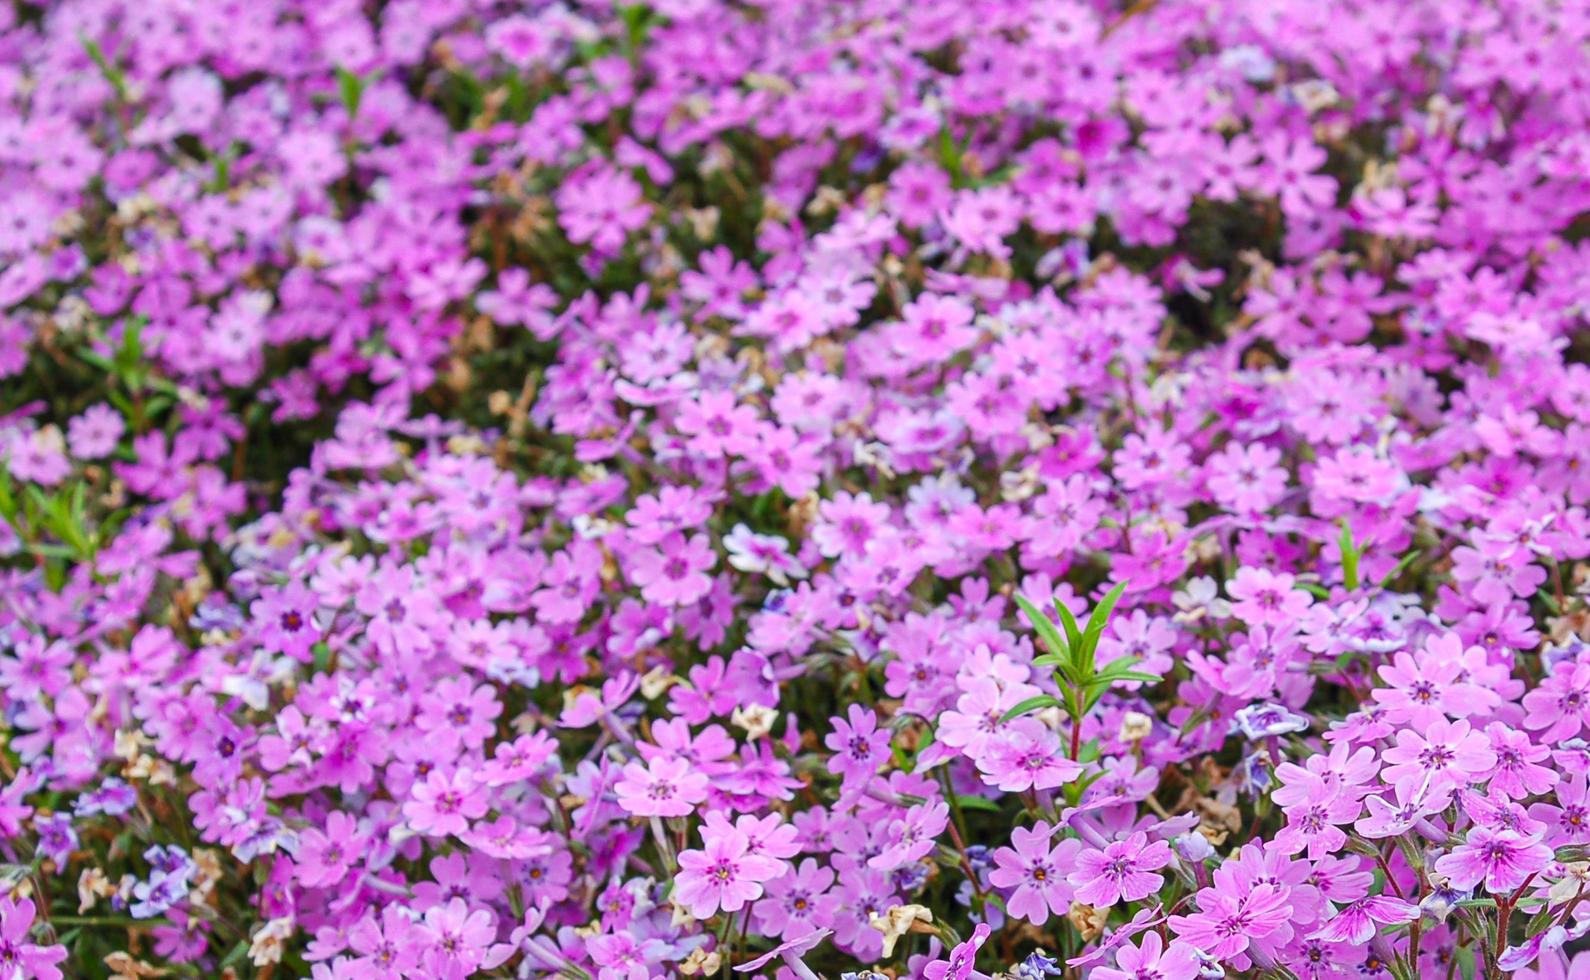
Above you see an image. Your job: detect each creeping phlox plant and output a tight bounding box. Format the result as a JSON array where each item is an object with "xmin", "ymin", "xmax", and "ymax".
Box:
[{"xmin": 3, "ymin": 0, "xmax": 1590, "ymax": 978}]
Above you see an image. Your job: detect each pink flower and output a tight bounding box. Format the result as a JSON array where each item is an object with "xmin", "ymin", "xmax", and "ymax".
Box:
[
  {"xmin": 976, "ymin": 718, "xmax": 1084, "ymax": 793},
  {"xmin": 755, "ymin": 860, "xmax": 834, "ymax": 941},
  {"xmin": 1271, "ymin": 777, "xmax": 1363, "ymax": 860},
  {"xmin": 675, "ymin": 390, "xmax": 759, "ymax": 457},
  {"xmin": 1169, "ymin": 882, "xmax": 1292, "ymax": 963},
  {"xmin": 923, "ymin": 922, "xmax": 991, "ymax": 980},
  {"xmin": 1227, "ymin": 567, "xmax": 1312, "ymax": 627},
  {"xmin": 823, "ymin": 704, "xmax": 891, "ymax": 790},
  {"xmin": 989, "ymin": 823, "xmax": 1082, "ymax": 925},
  {"xmin": 1381, "ymin": 718, "xmax": 1497, "ymax": 799},
  {"xmin": 1090, "ymin": 931, "xmax": 1201, "ymax": 980},
  {"xmin": 404, "ymin": 768, "xmax": 488, "ymax": 837},
  {"xmin": 416, "ymin": 678, "xmax": 502, "ymax": 752},
  {"xmin": 628, "ymin": 532, "xmax": 716, "ymax": 607},
  {"xmin": 250, "ymin": 582, "xmax": 322, "ymax": 663},
  {"xmin": 1310, "ymin": 895, "xmax": 1419, "ymax": 944},
  {"xmin": 615, "ymin": 755, "xmax": 710, "ymax": 817},
  {"xmin": 1205, "ymin": 441, "xmax": 1287, "ymax": 514},
  {"xmin": 674, "ymin": 827, "xmax": 786, "ymax": 919},
  {"xmin": 66, "ymin": 403, "xmax": 124, "ymax": 458},
  {"xmin": 1434, "ymin": 827, "xmax": 1553, "ymax": 894},
  {"xmin": 295, "ymin": 811, "xmax": 368, "ymax": 889},
  {"xmin": 419, "ymin": 899, "xmax": 511, "ymax": 980},
  {"xmin": 1373, "ymin": 635, "xmax": 1493, "ymax": 727},
  {"xmin": 870, "ymin": 800, "xmax": 950, "ymax": 871},
  {"xmin": 1523, "ymin": 660, "xmax": 1590, "ymax": 742},
  {"xmin": 1068, "ymin": 831, "xmax": 1172, "ymax": 908},
  {"xmin": 555, "ymin": 166, "xmax": 650, "ymax": 253},
  {"xmin": 0, "ymin": 895, "xmax": 66, "ymax": 980}
]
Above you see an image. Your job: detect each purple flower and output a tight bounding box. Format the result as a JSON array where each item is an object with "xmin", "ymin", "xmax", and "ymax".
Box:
[
  {"xmin": 1068, "ymin": 831, "xmax": 1172, "ymax": 908},
  {"xmin": 734, "ymin": 927, "xmax": 831, "ymax": 979},
  {"xmin": 0, "ymin": 896, "xmax": 66, "ymax": 980},
  {"xmin": 1090, "ymin": 931, "xmax": 1201, "ymax": 980},
  {"xmin": 989, "ymin": 823, "xmax": 1081, "ymax": 926},
  {"xmin": 923, "ymin": 922, "xmax": 991, "ymax": 980},
  {"xmin": 1169, "ymin": 883, "xmax": 1292, "ymax": 964},
  {"xmin": 674, "ymin": 826, "xmax": 786, "ymax": 919},
  {"xmin": 1434, "ymin": 827, "xmax": 1553, "ymax": 894},
  {"xmin": 824, "ymin": 705, "xmax": 892, "ymax": 790},
  {"xmin": 615, "ymin": 755, "xmax": 710, "ymax": 817},
  {"xmin": 1311, "ymin": 895, "xmax": 1419, "ymax": 944},
  {"xmin": 976, "ymin": 718, "xmax": 1084, "ymax": 793}
]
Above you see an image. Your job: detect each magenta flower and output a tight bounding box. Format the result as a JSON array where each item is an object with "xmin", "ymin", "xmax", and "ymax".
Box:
[
  {"xmin": 1523, "ymin": 660, "xmax": 1590, "ymax": 742},
  {"xmin": 1068, "ymin": 831, "xmax": 1172, "ymax": 908},
  {"xmin": 1205, "ymin": 441, "xmax": 1287, "ymax": 514},
  {"xmin": 923, "ymin": 922, "xmax": 992, "ymax": 980},
  {"xmin": 628, "ymin": 532, "xmax": 716, "ymax": 607},
  {"xmin": 1311, "ymin": 895, "xmax": 1419, "ymax": 944},
  {"xmin": 0, "ymin": 896, "xmax": 66, "ymax": 980},
  {"xmin": 823, "ymin": 704, "xmax": 891, "ymax": 790},
  {"xmin": 1090, "ymin": 931, "xmax": 1201, "ymax": 980},
  {"xmin": 1169, "ymin": 882, "xmax": 1292, "ymax": 963},
  {"xmin": 419, "ymin": 899, "xmax": 511, "ymax": 980},
  {"xmin": 66, "ymin": 403, "xmax": 124, "ymax": 458},
  {"xmin": 416, "ymin": 678, "xmax": 503, "ymax": 752},
  {"xmin": 1271, "ymin": 777, "xmax": 1363, "ymax": 860},
  {"xmin": 870, "ymin": 800, "xmax": 950, "ymax": 871},
  {"xmin": 1434, "ymin": 827, "xmax": 1553, "ymax": 894},
  {"xmin": 1381, "ymin": 718, "xmax": 1497, "ymax": 799},
  {"xmin": 674, "ymin": 826, "xmax": 787, "ymax": 919},
  {"xmin": 1373, "ymin": 640, "xmax": 1489, "ymax": 728},
  {"xmin": 755, "ymin": 859, "xmax": 835, "ymax": 940},
  {"xmin": 404, "ymin": 768, "xmax": 488, "ymax": 838},
  {"xmin": 1227, "ymin": 567, "xmax": 1312, "ymax": 627},
  {"xmin": 1529, "ymin": 775, "xmax": 1590, "ymax": 848},
  {"xmin": 294, "ymin": 811, "xmax": 368, "ymax": 889},
  {"xmin": 989, "ymin": 823, "xmax": 1082, "ymax": 925},
  {"xmin": 614, "ymin": 755, "xmax": 710, "ymax": 817},
  {"xmin": 555, "ymin": 166, "xmax": 650, "ymax": 253},
  {"xmin": 976, "ymin": 718, "xmax": 1085, "ymax": 793},
  {"xmin": 250, "ymin": 582, "xmax": 322, "ymax": 663}
]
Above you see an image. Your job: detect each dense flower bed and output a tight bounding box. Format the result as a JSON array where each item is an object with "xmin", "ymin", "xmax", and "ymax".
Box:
[{"xmin": 3, "ymin": 0, "xmax": 1590, "ymax": 977}]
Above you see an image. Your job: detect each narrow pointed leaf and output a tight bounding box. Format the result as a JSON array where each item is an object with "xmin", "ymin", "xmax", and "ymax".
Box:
[
  {"xmin": 1079, "ymin": 580, "xmax": 1129, "ymax": 674},
  {"xmin": 1000, "ymin": 694, "xmax": 1062, "ymax": 723},
  {"xmin": 1052, "ymin": 598, "xmax": 1083, "ymax": 657},
  {"xmin": 1014, "ymin": 593, "xmax": 1069, "ymax": 660}
]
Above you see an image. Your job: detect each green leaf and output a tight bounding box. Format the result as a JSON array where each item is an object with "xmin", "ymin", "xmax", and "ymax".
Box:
[
  {"xmin": 1379, "ymin": 548, "xmax": 1420, "ymax": 588},
  {"xmin": 336, "ymin": 66, "xmax": 367, "ymax": 118},
  {"xmin": 1094, "ymin": 669, "xmax": 1163, "ymax": 686},
  {"xmin": 953, "ymin": 794, "xmax": 1003, "ymax": 813},
  {"xmin": 0, "ymin": 469, "xmax": 16, "ymax": 525},
  {"xmin": 76, "ymin": 349, "xmax": 116, "ymax": 373},
  {"xmin": 1078, "ymin": 580, "xmax": 1129, "ymax": 675},
  {"xmin": 220, "ymin": 940, "xmax": 250, "ymax": 969},
  {"xmin": 1051, "ymin": 598, "xmax": 1083, "ymax": 659},
  {"xmin": 938, "ymin": 125, "xmax": 961, "ymax": 185},
  {"xmin": 1338, "ymin": 520, "xmax": 1361, "ymax": 591},
  {"xmin": 80, "ymin": 35, "xmax": 128, "ymax": 102},
  {"xmin": 1014, "ymin": 593, "xmax": 1069, "ymax": 661},
  {"xmin": 1001, "ymin": 694, "xmax": 1062, "ymax": 723}
]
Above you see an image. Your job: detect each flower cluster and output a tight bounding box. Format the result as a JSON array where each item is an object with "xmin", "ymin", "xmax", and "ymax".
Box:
[{"xmin": 2, "ymin": 0, "xmax": 1590, "ymax": 978}]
